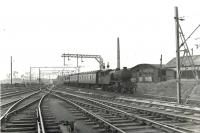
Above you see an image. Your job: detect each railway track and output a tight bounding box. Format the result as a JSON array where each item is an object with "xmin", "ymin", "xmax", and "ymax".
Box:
[
  {"xmin": 52, "ymin": 90, "xmax": 198, "ymax": 133},
  {"xmin": 68, "ymin": 89, "xmax": 200, "ymax": 119},
  {"xmin": 51, "ymin": 93, "xmax": 163, "ymax": 133},
  {"xmin": 55, "ymin": 85, "xmax": 200, "ymax": 106},
  {"xmin": 0, "ymin": 87, "xmax": 40, "ymax": 101},
  {"xmin": 0, "ymin": 86, "xmax": 40, "ymax": 97},
  {"xmin": 0, "ymin": 90, "xmax": 34, "ymax": 98},
  {"xmin": 0, "ymin": 99, "xmax": 21, "ymax": 109},
  {"xmin": 0, "ymin": 91, "xmax": 41, "ymax": 118},
  {"xmin": 1, "ymin": 90, "xmax": 61, "ymax": 133},
  {"xmin": 135, "ymin": 94, "xmax": 200, "ymax": 106},
  {"xmin": 38, "ymin": 93, "xmax": 62, "ymax": 133},
  {"xmin": 101, "ymin": 96, "xmax": 200, "ymax": 117},
  {"xmin": 55, "ymin": 88, "xmax": 200, "ymax": 117}
]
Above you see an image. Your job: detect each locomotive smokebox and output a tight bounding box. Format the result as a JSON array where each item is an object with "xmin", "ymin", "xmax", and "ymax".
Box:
[{"xmin": 113, "ymin": 67, "xmax": 132, "ymax": 81}]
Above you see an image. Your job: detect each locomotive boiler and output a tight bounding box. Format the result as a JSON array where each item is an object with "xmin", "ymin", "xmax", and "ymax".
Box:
[{"xmin": 110, "ymin": 67, "xmax": 135, "ymax": 93}]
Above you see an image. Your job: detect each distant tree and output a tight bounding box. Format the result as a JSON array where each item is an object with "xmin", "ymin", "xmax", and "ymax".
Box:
[
  {"xmin": 13, "ymin": 71, "xmax": 18, "ymax": 78},
  {"xmin": 6, "ymin": 73, "xmax": 10, "ymax": 79},
  {"xmin": 21, "ymin": 74, "xmax": 25, "ymax": 79}
]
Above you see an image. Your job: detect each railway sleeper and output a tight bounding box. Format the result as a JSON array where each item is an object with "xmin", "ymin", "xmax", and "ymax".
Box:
[
  {"xmin": 114, "ymin": 122, "xmax": 141, "ymax": 127},
  {"xmin": 73, "ymin": 113, "xmax": 85, "ymax": 117},
  {"xmin": 9, "ymin": 120, "xmax": 36, "ymax": 124},
  {"xmin": 75, "ymin": 116, "xmax": 88, "ymax": 120},
  {"xmin": 150, "ymin": 123, "xmax": 175, "ymax": 133},
  {"xmin": 100, "ymin": 115, "xmax": 116, "ymax": 119},
  {"xmin": 45, "ymin": 122, "xmax": 60, "ymax": 127},
  {"xmin": 1, "ymin": 127, "xmax": 36, "ymax": 132},
  {"xmin": 43, "ymin": 116, "xmax": 56, "ymax": 120},
  {"xmin": 119, "ymin": 125, "xmax": 152, "ymax": 131},
  {"xmin": 163, "ymin": 122, "xmax": 197, "ymax": 132},
  {"xmin": 92, "ymin": 124, "xmax": 103, "ymax": 129},
  {"xmin": 13, "ymin": 117, "xmax": 36, "ymax": 121},
  {"xmin": 107, "ymin": 117, "xmax": 127, "ymax": 121},
  {"xmin": 46, "ymin": 128, "xmax": 62, "ymax": 133},
  {"xmin": 85, "ymin": 121, "xmax": 98, "ymax": 125},
  {"xmin": 44, "ymin": 119, "xmax": 57, "ymax": 123},
  {"xmin": 109, "ymin": 120, "xmax": 134, "ymax": 124},
  {"xmin": 5, "ymin": 123, "xmax": 36, "ymax": 128},
  {"xmin": 153, "ymin": 118, "xmax": 171, "ymax": 121},
  {"xmin": 42, "ymin": 114, "xmax": 54, "ymax": 117},
  {"xmin": 127, "ymin": 129, "xmax": 166, "ymax": 133},
  {"xmin": 45, "ymin": 125, "xmax": 60, "ymax": 130}
]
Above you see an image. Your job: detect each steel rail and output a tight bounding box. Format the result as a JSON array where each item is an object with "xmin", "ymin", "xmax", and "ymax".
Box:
[
  {"xmin": 52, "ymin": 93, "xmax": 126, "ymax": 133},
  {"xmin": 74, "ymin": 91, "xmax": 200, "ymax": 131},
  {"xmin": 36, "ymin": 108, "xmax": 41, "ymax": 133},
  {"xmin": 138, "ymin": 94, "xmax": 200, "ymax": 105},
  {"xmin": 69, "ymin": 99, "xmax": 194, "ymax": 133},
  {"xmin": 89, "ymin": 97, "xmax": 198, "ymax": 132},
  {"xmin": 0, "ymin": 99, "xmax": 21, "ymax": 108},
  {"xmin": 73, "ymin": 90, "xmax": 200, "ymax": 113},
  {"xmin": 0, "ymin": 90, "xmax": 41, "ymax": 122},
  {"xmin": 53, "ymin": 90, "xmax": 188, "ymax": 133},
  {"xmin": 116, "ymin": 97, "xmax": 200, "ymax": 113},
  {"xmin": 7, "ymin": 98, "xmax": 41, "ymax": 117},
  {"xmin": 0, "ymin": 91, "xmax": 21, "ymax": 97},
  {"xmin": 38, "ymin": 94, "xmax": 47, "ymax": 133},
  {"xmin": 1, "ymin": 90, "xmax": 36, "ymax": 99},
  {"xmin": 100, "ymin": 98, "xmax": 200, "ymax": 122},
  {"xmin": 0, "ymin": 89, "xmax": 34, "ymax": 96}
]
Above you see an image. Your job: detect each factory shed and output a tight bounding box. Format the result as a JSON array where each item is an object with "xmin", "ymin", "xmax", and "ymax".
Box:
[
  {"xmin": 130, "ymin": 64, "xmax": 175, "ymax": 82},
  {"xmin": 166, "ymin": 55, "xmax": 200, "ymax": 79}
]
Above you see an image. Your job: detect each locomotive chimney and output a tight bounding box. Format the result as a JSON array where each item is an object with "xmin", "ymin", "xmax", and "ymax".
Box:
[{"xmin": 117, "ymin": 37, "xmax": 120, "ymax": 69}]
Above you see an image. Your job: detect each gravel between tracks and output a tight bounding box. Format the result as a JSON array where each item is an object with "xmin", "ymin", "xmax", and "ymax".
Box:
[{"xmin": 48, "ymin": 96, "xmax": 99, "ymax": 133}]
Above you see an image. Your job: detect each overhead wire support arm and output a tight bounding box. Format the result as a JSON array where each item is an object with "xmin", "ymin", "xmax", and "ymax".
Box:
[{"xmin": 61, "ymin": 53, "xmax": 105, "ymax": 70}]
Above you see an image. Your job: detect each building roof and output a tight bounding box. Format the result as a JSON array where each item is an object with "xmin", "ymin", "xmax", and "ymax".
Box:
[
  {"xmin": 166, "ymin": 55, "xmax": 200, "ymax": 68},
  {"xmin": 130, "ymin": 64, "xmax": 162, "ymax": 71}
]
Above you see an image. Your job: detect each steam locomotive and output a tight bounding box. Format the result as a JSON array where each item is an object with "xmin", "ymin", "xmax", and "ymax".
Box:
[{"xmin": 60, "ymin": 67, "xmax": 137, "ymax": 94}]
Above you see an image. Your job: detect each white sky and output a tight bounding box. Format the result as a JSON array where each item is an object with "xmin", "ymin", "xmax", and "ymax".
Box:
[{"xmin": 0, "ymin": 0, "xmax": 200, "ymax": 80}]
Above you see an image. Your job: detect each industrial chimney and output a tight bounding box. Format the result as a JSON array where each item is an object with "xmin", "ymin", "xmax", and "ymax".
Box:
[{"xmin": 117, "ymin": 37, "xmax": 120, "ymax": 69}]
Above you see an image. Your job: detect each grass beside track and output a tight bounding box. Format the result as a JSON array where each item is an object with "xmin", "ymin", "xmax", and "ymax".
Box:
[{"xmin": 136, "ymin": 79, "xmax": 200, "ymax": 100}]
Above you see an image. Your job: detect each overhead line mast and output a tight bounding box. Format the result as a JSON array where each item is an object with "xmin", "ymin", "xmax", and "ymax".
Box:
[
  {"xmin": 175, "ymin": 6, "xmax": 181, "ymax": 104},
  {"xmin": 174, "ymin": 7, "xmax": 200, "ymax": 104}
]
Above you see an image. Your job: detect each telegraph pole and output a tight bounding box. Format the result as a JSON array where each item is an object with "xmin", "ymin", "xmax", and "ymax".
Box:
[
  {"xmin": 77, "ymin": 54, "xmax": 79, "ymax": 73},
  {"xmin": 117, "ymin": 37, "xmax": 120, "ymax": 69},
  {"xmin": 77, "ymin": 54, "xmax": 79, "ymax": 83},
  {"xmin": 63, "ymin": 53, "xmax": 66, "ymax": 66},
  {"xmin": 30, "ymin": 67, "xmax": 32, "ymax": 82},
  {"xmin": 175, "ymin": 6, "xmax": 181, "ymax": 104},
  {"xmin": 10, "ymin": 56, "xmax": 13, "ymax": 84},
  {"xmin": 39, "ymin": 68, "xmax": 41, "ymax": 84},
  {"xmin": 191, "ymin": 48, "xmax": 193, "ymax": 56}
]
